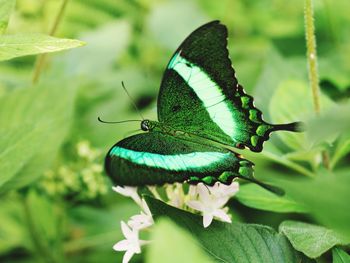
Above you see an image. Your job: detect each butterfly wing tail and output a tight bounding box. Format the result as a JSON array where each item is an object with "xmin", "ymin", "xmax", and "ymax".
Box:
[{"xmin": 270, "ymin": 121, "xmax": 305, "ymax": 132}]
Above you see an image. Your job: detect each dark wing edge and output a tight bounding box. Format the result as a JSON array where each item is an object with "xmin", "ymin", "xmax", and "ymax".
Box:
[
  {"xmin": 157, "ymin": 20, "xmax": 303, "ymax": 152},
  {"xmin": 233, "ymin": 85, "xmax": 304, "ymax": 152},
  {"xmin": 158, "ymin": 20, "xmax": 239, "ymax": 121},
  {"xmin": 104, "ymin": 132, "xmax": 256, "ymax": 187}
]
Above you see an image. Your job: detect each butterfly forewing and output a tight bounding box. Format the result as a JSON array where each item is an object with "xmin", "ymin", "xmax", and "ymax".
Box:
[{"xmin": 158, "ymin": 21, "xmax": 298, "ymax": 152}]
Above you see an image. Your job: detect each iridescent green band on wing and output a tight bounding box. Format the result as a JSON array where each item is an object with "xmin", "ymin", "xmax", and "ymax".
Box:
[
  {"xmin": 105, "ymin": 132, "xmax": 255, "ymax": 187},
  {"xmin": 110, "ymin": 146, "xmax": 231, "ymax": 172}
]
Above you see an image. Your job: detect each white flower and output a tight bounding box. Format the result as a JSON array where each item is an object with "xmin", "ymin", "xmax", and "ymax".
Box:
[
  {"xmin": 188, "ymin": 185, "xmax": 198, "ymax": 199},
  {"xmin": 186, "ymin": 183, "xmax": 235, "ymax": 228},
  {"xmin": 128, "ymin": 199, "xmax": 154, "ymax": 230},
  {"xmin": 112, "ymin": 186, "xmax": 142, "ymax": 207},
  {"xmin": 165, "ymin": 183, "xmax": 185, "ymax": 208},
  {"xmin": 208, "ymin": 181, "xmax": 239, "ymax": 200},
  {"xmin": 113, "ymin": 221, "xmax": 148, "ymax": 263}
]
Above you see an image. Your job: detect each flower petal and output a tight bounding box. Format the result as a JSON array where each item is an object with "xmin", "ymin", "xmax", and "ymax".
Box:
[
  {"xmin": 215, "ymin": 196, "xmax": 230, "ymax": 208},
  {"xmin": 203, "ymin": 213, "xmax": 213, "ymax": 228},
  {"xmin": 122, "ymin": 250, "xmax": 135, "ymax": 263},
  {"xmin": 208, "ymin": 181, "xmax": 239, "ymax": 199},
  {"xmin": 197, "ymin": 184, "xmax": 211, "ymax": 202},
  {"xmin": 186, "ymin": 200, "xmax": 204, "ymax": 211},
  {"xmin": 113, "ymin": 240, "xmax": 129, "ymax": 251},
  {"xmin": 141, "ymin": 199, "xmax": 153, "ymax": 217},
  {"xmin": 128, "ymin": 213, "xmax": 153, "ymax": 230},
  {"xmin": 121, "ymin": 221, "xmax": 133, "ymax": 238},
  {"xmin": 188, "ymin": 185, "xmax": 198, "ymax": 198},
  {"xmin": 213, "ymin": 209, "xmax": 231, "ymax": 223},
  {"xmin": 113, "ymin": 186, "xmax": 142, "ymax": 206}
]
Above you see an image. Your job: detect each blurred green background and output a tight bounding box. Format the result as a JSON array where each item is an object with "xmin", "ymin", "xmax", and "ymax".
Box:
[{"xmin": 1, "ymin": 0, "xmax": 350, "ymax": 262}]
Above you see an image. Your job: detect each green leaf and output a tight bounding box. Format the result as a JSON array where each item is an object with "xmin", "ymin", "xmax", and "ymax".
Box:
[
  {"xmin": 279, "ymin": 221, "xmax": 349, "ymax": 258},
  {"xmin": 0, "ymin": 196, "xmax": 27, "ymax": 254},
  {"xmin": 0, "ymin": 0, "xmax": 15, "ymax": 35},
  {"xmin": 0, "ymin": 124, "xmax": 45, "ymax": 187},
  {"xmin": 269, "ymin": 79, "xmax": 334, "ymax": 150},
  {"xmin": 258, "ymin": 143, "xmax": 315, "ymax": 178},
  {"xmin": 58, "ymin": 21, "xmax": 130, "ymax": 76},
  {"xmin": 0, "ymin": 83, "xmax": 76, "ymax": 192},
  {"xmin": 332, "ymin": 247, "xmax": 350, "ymax": 263},
  {"xmin": 148, "ymin": 1, "xmax": 207, "ymax": 50},
  {"xmin": 235, "ymin": 184, "xmax": 307, "ymax": 213},
  {"xmin": 306, "ymin": 102, "xmax": 350, "ymax": 148},
  {"xmin": 331, "ymin": 137, "xmax": 350, "ymax": 169},
  {"xmin": 146, "ymin": 219, "xmax": 214, "ymax": 263},
  {"xmin": 253, "ymin": 49, "xmax": 305, "ymax": 120},
  {"xmin": 145, "ymin": 196, "xmax": 314, "ymax": 263},
  {"xmin": 0, "ymin": 33, "xmax": 84, "ymax": 61},
  {"xmin": 277, "ymin": 175, "xmax": 350, "ymax": 242}
]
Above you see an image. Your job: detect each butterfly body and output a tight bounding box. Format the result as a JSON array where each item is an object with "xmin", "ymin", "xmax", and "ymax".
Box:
[{"xmin": 104, "ymin": 21, "xmax": 302, "ymax": 192}]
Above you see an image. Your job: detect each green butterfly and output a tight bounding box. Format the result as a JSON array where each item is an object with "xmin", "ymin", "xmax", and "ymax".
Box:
[{"xmin": 104, "ymin": 21, "xmax": 301, "ymax": 192}]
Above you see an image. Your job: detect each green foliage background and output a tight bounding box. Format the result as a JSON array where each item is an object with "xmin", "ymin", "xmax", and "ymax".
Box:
[{"xmin": 0, "ymin": 0, "xmax": 349, "ymax": 262}]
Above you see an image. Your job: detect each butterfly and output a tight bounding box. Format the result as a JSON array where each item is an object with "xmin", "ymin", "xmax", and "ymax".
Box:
[{"xmin": 103, "ymin": 21, "xmax": 301, "ymax": 193}]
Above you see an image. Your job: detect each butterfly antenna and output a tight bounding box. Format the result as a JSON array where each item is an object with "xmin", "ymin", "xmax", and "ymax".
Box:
[
  {"xmin": 121, "ymin": 81, "xmax": 145, "ymax": 120},
  {"xmin": 97, "ymin": 117, "xmax": 141, "ymax": 124}
]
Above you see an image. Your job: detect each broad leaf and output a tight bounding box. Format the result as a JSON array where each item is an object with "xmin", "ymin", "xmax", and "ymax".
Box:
[
  {"xmin": 145, "ymin": 196, "xmax": 314, "ymax": 263},
  {"xmin": 332, "ymin": 247, "xmax": 350, "ymax": 263},
  {"xmin": 146, "ymin": 219, "xmax": 213, "ymax": 263},
  {"xmin": 306, "ymin": 102, "xmax": 350, "ymax": 148},
  {"xmin": 0, "ymin": 124, "xmax": 45, "ymax": 187},
  {"xmin": 253, "ymin": 49, "xmax": 305, "ymax": 120},
  {"xmin": 0, "ymin": 0, "xmax": 15, "ymax": 35},
  {"xmin": 269, "ymin": 79, "xmax": 334, "ymax": 150},
  {"xmin": 279, "ymin": 221, "xmax": 349, "ymax": 258},
  {"xmin": 235, "ymin": 184, "xmax": 307, "ymax": 213},
  {"xmin": 0, "ymin": 196, "xmax": 27, "ymax": 254},
  {"xmin": 277, "ymin": 175, "xmax": 350, "ymax": 241},
  {"xmin": 0, "ymin": 33, "xmax": 84, "ymax": 61},
  {"xmin": 0, "ymin": 83, "xmax": 75, "ymax": 192},
  {"xmin": 57, "ymin": 21, "xmax": 130, "ymax": 76}
]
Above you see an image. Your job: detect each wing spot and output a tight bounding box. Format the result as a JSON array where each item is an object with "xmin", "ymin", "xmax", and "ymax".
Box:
[{"xmin": 172, "ymin": 105, "xmax": 181, "ymax": 112}]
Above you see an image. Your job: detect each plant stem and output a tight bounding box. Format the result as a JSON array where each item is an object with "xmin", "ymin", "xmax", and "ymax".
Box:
[
  {"xmin": 54, "ymin": 198, "xmax": 67, "ymax": 263},
  {"xmin": 304, "ymin": 0, "xmax": 330, "ymax": 169},
  {"xmin": 22, "ymin": 195, "xmax": 59, "ymax": 263},
  {"xmin": 304, "ymin": 0, "xmax": 320, "ymax": 114},
  {"xmin": 32, "ymin": 0, "xmax": 70, "ymax": 84}
]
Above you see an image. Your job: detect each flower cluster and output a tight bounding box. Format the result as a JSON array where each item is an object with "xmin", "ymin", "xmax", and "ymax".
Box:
[
  {"xmin": 113, "ymin": 181, "xmax": 239, "ymax": 263},
  {"xmin": 38, "ymin": 140, "xmax": 108, "ymax": 201},
  {"xmin": 112, "ymin": 186, "xmax": 153, "ymax": 263}
]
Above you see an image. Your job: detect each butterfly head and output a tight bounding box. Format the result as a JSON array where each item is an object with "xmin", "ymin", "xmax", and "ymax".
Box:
[{"xmin": 141, "ymin": 119, "xmax": 155, "ymax": 131}]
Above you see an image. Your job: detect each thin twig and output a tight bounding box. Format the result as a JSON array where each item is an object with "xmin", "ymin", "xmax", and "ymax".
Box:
[{"xmin": 32, "ymin": 0, "xmax": 70, "ymax": 84}]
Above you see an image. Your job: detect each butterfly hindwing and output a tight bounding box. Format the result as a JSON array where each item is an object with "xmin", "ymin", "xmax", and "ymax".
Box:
[
  {"xmin": 105, "ymin": 132, "xmax": 254, "ymax": 186},
  {"xmin": 158, "ymin": 21, "xmax": 300, "ymax": 152}
]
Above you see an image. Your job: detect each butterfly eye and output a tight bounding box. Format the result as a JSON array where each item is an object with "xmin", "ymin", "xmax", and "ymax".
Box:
[{"xmin": 140, "ymin": 120, "xmax": 150, "ymax": 131}]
